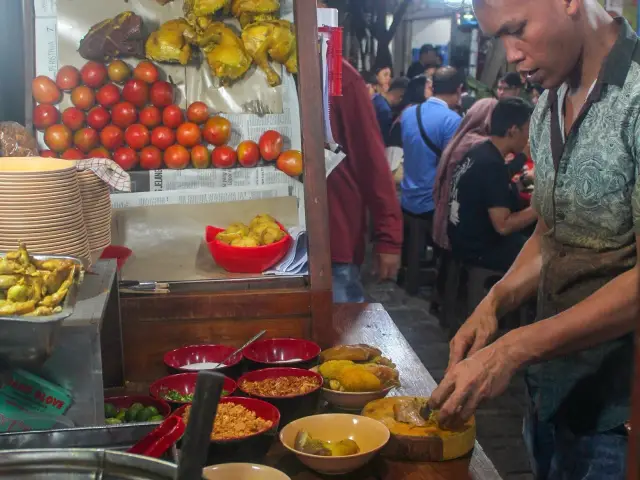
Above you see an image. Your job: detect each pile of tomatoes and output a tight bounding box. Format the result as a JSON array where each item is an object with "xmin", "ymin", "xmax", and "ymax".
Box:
[{"xmin": 32, "ymin": 60, "xmax": 303, "ymax": 176}]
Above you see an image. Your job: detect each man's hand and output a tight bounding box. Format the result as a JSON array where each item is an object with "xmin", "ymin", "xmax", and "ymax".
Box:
[
  {"xmin": 430, "ymin": 342, "xmax": 518, "ymax": 428},
  {"xmin": 448, "ymin": 302, "xmax": 499, "ymax": 370},
  {"xmin": 373, "ymin": 253, "xmax": 401, "ymax": 281}
]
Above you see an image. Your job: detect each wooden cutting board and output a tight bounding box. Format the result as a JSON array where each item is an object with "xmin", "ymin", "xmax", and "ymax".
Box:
[{"xmin": 362, "ymin": 396, "xmax": 476, "ymax": 462}]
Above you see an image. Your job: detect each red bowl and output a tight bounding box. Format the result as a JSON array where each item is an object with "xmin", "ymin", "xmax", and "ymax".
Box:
[
  {"xmin": 243, "ymin": 338, "xmax": 321, "ymax": 370},
  {"xmin": 237, "ymin": 367, "xmax": 323, "ymax": 399},
  {"xmin": 100, "ymin": 245, "xmax": 132, "ymax": 271},
  {"xmin": 163, "ymin": 344, "xmax": 243, "ymax": 374},
  {"xmin": 173, "ymin": 396, "xmax": 280, "ymax": 442},
  {"xmin": 104, "ymin": 395, "xmax": 171, "ymax": 419},
  {"xmin": 149, "ymin": 373, "xmax": 237, "ymax": 407},
  {"xmin": 205, "ymin": 224, "xmax": 292, "ymax": 273}
]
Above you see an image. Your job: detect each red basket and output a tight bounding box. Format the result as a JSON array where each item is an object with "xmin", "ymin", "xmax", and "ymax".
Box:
[{"xmin": 205, "ymin": 224, "xmax": 292, "ymax": 274}]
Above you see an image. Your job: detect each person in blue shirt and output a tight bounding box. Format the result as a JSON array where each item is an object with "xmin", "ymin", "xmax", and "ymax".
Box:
[
  {"xmin": 372, "ymin": 77, "xmax": 409, "ymax": 146},
  {"xmin": 400, "ymin": 67, "xmax": 463, "ymax": 219}
]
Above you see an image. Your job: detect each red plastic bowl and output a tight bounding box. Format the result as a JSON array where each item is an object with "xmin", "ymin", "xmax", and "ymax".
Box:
[
  {"xmin": 104, "ymin": 395, "xmax": 171, "ymax": 419},
  {"xmin": 100, "ymin": 245, "xmax": 132, "ymax": 271},
  {"xmin": 205, "ymin": 224, "xmax": 292, "ymax": 273},
  {"xmin": 243, "ymin": 338, "xmax": 321, "ymax": 369},
  {"xmin": 149, "ymin": 373, "xmax": 237, "ymax": 407},
  {"xmin": 237, "ymin": 367, "xmax": 323, "ymax": 399},
  {"xmin": 163, "ymin": 344, "xmax": 243, "ymax": 374},
  {"xmin": 173, "ymin": 396, "xmax": 281, "ymax": 442}
]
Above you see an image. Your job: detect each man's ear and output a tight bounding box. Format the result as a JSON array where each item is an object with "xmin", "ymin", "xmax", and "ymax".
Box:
[{"xmin": 506, "ymin": 125, "xmax": 518, "ymax": 138}]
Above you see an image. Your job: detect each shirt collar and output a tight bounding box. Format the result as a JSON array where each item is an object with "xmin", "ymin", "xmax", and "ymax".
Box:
[{"xmin": 427, "ymin": 97, "xmax": 449, "ymax": 108}]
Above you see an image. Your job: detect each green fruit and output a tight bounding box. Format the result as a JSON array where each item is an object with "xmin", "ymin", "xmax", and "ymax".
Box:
[
  {"xmin": 136, "ymin": 407, "xmax": 154, "ymax": 422},
  {"xmin": 149, "ymin": 415, "xmax": 165, "ymax": 422},
  {"xmin": 105, "ymin": 418, "xmax": 122, "ymax": 425},
  {"xmin": 126, "ymin": 403, "xmax": 144, "ymax": 422},
  {"xmin": 104, "ymin": 403, "xmax": 117, "ymax": 418},
  {"xmin": 115, "ymin": 409, "xmax": 127, "ymax": 421},
  {"xmin": 146, "ymin": 406, "xmax": 159, "ymax": 416}
]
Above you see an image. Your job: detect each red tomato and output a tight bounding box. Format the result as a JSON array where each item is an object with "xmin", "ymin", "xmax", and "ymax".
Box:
[
  {"xmin": 73, "ymin": 127, "xmax": 99, "ymax": 153},
  {"xmin": 164, "ymin": 144, "xmax": 190, "ymax": 169},
  {"xmin": 133, "ymin": 61, "xmax": 159, "ymax": 84},
  {"xmin": 191, "ymin": 145, "xmax": 210, "ymax": 169},
  {"xmin": 151, "ymin": 126, "xmax": 176, "ymax": 151},
  {"xmin": 176, "ymin": 122, "xmax": 202, "ymax": 148},
  {"xmin": 186, "ymin": 101, "xmax": 209, "ymax": 124},
  {"xmin": 32, "ymin": 76, "xmax": 61, "ymax": 104},
  {"xmin": 33, "ymin": 104, "xmax": 60, "ymax": 131},
  {"xmin": 162, "ymin": 105, "xmax": 184, "ymax": 129},
  {"xmin": 71, "ymin": 86, "xmax": 96, "ymax": 110},
  {"xmin": 44, "ymin": 125, "xmax": 72, "ymax": 152},
  {"xmin": 86, "ymin": 106, "xmax": 110, "ymax": 131},
  {"xmin": 139, "ymin": 106, "xmax": 162, "ymax": 129},
  {"xmin": 113, "ymin": 147, "xmax": 138, "ymax": 171},
  {"xmin": 61, "ymin": 107, "xmax": 85, "ymax": 131},
  {"xmin": 125, "ymin": 124, "xmax": 150, "ymax": 150},
  {"xmin": 96, "ymin": 83, "xmax": 120, "ymax": 108},
  {"xmin": 139, "ymin": 145, "xmax": 163, "ymax": 170},
  {"xmin": 55, "ymin": 65, "xmax": 80, "ymax": 91},
  {"xmin": 150, "ymin": 81, "xmax": 174, "ymax": 108},
  {"xmin": 61, "ymin": 148, "xmax": 85, "ymax": 160},
  {"xmin": 236, "ymin": 140, "xmax": 260, "ymax": 168},
  {"xmin": 212, "ymin": 145, "xmax": 237, "ymax": 169},
  {"xmin": 122, "ymin": 79, "xmax": 149, "ymax": 108},
  {"xmin": 80, "ymin": 61, "xmax": 107, "ymax": 88},
  {"xmin": 202, "ymin": 116, "xmax": 231, "ymax": 146},
  {"xmin": 100, "ymin": 124, "xmax": 125, "ymax": 150},
  {"xmin": 276, "ymin": 150, "xmax": 303, "ymax": 177},
  {"xmin": 258, "ymin": 130, "xmax": 283, "ymax": 161},
  {"xmin": 108, "ymin": 60, "xmax": 131, "ymax": 83},
  {"xmin": 40, "ymin": 150, "xmax": 57, "ymax": 158},
  {"xmin": 111, "ymin": 102, "xmax": 138, "ymax": 129},
  {"xmin": 88, "ymin": 146, "xmax": 110, "ymax": 159}
]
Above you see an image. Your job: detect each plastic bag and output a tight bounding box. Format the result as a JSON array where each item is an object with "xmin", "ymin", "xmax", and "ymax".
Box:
[{"xmin": 0, "ymin": 122, "xmax": 39, "ymax": 157}]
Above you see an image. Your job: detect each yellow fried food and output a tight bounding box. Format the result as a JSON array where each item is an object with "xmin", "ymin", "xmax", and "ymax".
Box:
[
  {"xmin": 0, "ymin": 275, "xmax": 19, "ymax": 289},
  {"xmin": 230, "ymin": 236, "xmax": 259, "ymax": 247},
  {"xmin": 335, "ymin": 366, "xmax": 382, "ymax": 392},
  {"xmin": 360, "ymin": 364, "xmax": 401, "ymax": 388},
  {"xmin": 242, "ymin": 19, "xmax": 297, "ymax": 86},
  {"xmin": 318, "ymin": 360, "xmax": 354, "ymax": 380},
  {"xmin": 320, "ymin": 344, "xmax": 383, "ymax": 363},
  {"xmin": 146, "ymin": 19, "xmax": 194, "ymax": 65},
  {"xmin": 216, "ymin": 231, "xmax": 243, "ymax": 244},
  {"xmin": 184, "ymin": 0, "xmax": 230, "ymax": 16},
  {"xmin": 226, "ymin": 222, "xmax": 250, "ymax": 236},
  {"xmin": 249, "ymin": 214, "xmax": 276, "ymax": 229}
]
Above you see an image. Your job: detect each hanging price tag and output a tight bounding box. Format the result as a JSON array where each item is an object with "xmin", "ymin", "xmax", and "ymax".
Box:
[{"xmin": 35, "ymin": 17, "xmax": 58, "ymax": 78}]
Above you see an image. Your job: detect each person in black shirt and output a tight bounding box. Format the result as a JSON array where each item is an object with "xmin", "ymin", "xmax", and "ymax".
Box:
[
  {"xmin": 447, "ymin": 97, "xmax": 537, "ymax": 271},
  {"xmin": 372, "ymin": 77, "xmax": 409, "ymax": 145},
  {"xmin": 406, "ymin": 44, "xmax": 440, "ymax": 79}
]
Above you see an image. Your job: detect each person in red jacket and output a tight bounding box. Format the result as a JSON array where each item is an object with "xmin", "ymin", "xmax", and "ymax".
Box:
[{"xmin": 327, "ymin": 60, "xmax": 404, "ymax": 302}]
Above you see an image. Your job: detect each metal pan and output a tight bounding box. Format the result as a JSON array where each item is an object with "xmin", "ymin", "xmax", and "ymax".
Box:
[{"xmin": 0, "ymin": 253, "xmax": 84, "ymax": 369}]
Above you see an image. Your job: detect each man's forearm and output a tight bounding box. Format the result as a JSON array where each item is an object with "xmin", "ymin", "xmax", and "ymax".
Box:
[
  {"xmin": 497, "ymin": 266, "xmax": 639, "ymax": 368},
  {"xmin": 502, "ymin": 207, "xmax": 538, "ymax": 235},
  {"xmin": 481, "ymin": 219, "xmax": 544, "ymax": 318}
]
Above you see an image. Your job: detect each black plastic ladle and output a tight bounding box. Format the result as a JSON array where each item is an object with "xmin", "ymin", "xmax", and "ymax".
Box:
[{"xmin": 176, "ymin": 371, "xmax": 226, "ymax": 480}]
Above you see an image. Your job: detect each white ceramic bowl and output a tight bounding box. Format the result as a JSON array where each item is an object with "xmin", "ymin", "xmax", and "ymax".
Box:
[
  {"xmin": 310, "ymin": 367, "xmax": 395, "ymax": 411},
  {"xmin": 203, "ymin": 463, "xmax": 291, "ymax": 480}
]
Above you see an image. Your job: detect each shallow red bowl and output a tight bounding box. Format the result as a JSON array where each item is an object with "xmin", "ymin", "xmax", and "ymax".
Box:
[
  {"xmin": 163, "ymin": 344, "xmax": 243, "ymax": 374},
  {"xmin": 104, "ymin": 395, "xmax": 171, "ymax": 420},
  {"xmin": 243, "ymin": 338, "xmax": 321, "ymax": 370},
  {"xmin": 237, "ymin": 367, "xmax": 324, "ymax": 399},
  {"xmin": 205, "ymin": 224, "xmax": 292, "ymax": 273},
  {"xmin": 149, "ymin": 373, "xmax": 237, "ymax": 407},
  {"xmin": 174, "ymin": 396, "xmax": 280, "ymax": 442}
]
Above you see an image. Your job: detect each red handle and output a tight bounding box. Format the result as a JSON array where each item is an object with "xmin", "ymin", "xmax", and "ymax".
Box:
[{"xmin": 128, "ymin": 415, "xmax": 186, "ymax": 458}]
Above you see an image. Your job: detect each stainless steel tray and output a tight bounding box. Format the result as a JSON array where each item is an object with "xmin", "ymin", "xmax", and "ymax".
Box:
[{"xmin": 0, "ymin": 253, "xmax": 85, "ymax": 369}]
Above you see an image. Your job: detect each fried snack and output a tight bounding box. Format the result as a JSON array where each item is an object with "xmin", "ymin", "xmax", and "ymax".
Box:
[
  {"xmin": 215, "ymin": 214, "xmax": 286, "ymax": 247},
  {"xmin": 182, "ymin": 403, "xmax": 273, "ymax": 440},
  {"xmin": 0, "ymin": 243, "xmax": 79, "ymax": 317},
  {"xmin": 320, "ymin": 344, "xmax": 383, "ymax": 363},
  {"xmin": 146, "ymin": 19, "xmax": 194, "ymax": 65},
  {"xmin": 184, "ymin": 0, "xmax": 230, "ymax": 16},
  {"xmin": 242, "ymin": 19, "xmax": 297, "ymax": 87},
  {"xmin": 231, "ymin": 0, "xmax": 280, "ymax": 28},
  {"xmin": 318, "ymin": 360, "xmax": 354, "ymax": 380},
  {"xmin": 317, "ymin": 351, "xmax": 401, "ymax": 392},
  {"xmin": 240, "ymin": 376, "xmax": 320, "ymax": 397}
]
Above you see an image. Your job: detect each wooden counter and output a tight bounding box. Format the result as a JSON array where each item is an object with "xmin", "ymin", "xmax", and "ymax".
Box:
[{"xmin": 261, "ymin": 303, "xmax": 502, "ymax": 480}]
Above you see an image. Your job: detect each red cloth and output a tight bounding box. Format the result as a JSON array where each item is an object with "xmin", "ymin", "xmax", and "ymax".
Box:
[{"xmin": 327, "ymin": 61, "xmax": 403, "ymax": 265}]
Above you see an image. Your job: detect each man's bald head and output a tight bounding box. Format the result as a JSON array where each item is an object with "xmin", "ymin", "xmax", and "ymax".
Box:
[
  {"xmin": 472, "ymin": 0, "xmax": 602, "ymax": 89},
  {"xmin": 432, "ymin": 66, "xmax": 464, "ymax": 95}
]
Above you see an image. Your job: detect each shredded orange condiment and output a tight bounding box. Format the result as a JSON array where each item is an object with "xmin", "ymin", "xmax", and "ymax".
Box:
[
  {"xmin": 183, "ymin": 403, "xmax": 273, "ymax": 440},
  {"xmin": 240, "ymin": 376, "xmax": 321, "ymax": 397}
]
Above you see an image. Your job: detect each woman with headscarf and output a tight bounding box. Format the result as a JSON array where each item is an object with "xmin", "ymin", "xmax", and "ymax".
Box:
[{"xmin": 432, "ymin": 98, "xmax": 497, "ymax": 251}]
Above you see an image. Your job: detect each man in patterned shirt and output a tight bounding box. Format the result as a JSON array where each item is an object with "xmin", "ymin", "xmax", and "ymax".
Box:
[{"xmin": 429, "ymin": 0, "xmax": 640, "ymax": 478}]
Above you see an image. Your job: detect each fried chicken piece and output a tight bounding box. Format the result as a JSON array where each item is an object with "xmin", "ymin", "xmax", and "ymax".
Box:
[
  {"xmin": 241, "ymin": 19, "xmax": 297, "ymax": 87},
  {"xmin": 186, "ymin": 22, "xmax": 252, "ymax": 84},
  {"xmin": 320, "ymin": 344, "xmax": 383, "ymax": 363},
  {"xmin": 184, "ymin": 0, "xmax": 230, "ymax": 16},
  {"xmin": 145, "ymin": 19, "xmax": 194, "ymax": 65},
  {"xmin": 231, "ymin": 0, "xmax": 280, "ymax": 23}
]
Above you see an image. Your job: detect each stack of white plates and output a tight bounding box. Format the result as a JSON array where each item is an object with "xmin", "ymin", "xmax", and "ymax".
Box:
[
  {"xmin": 0, "ymin": 157, "xmax": 90, "ymax": 260},
  {"xmin": 78, "ymin": 171, "xmax": 112, "ymax": 261}
]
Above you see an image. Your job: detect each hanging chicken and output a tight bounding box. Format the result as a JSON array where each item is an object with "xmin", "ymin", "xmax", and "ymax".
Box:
[
  {"xmin": 185, "ymin": 22, "xmax": 252, "ymax": 84},
  {"xmin": 241, "ymin": 19, "xmax": 297, "ymax": 87},
  {"xmin": 231, "ymin": 0, "xmax": 280, "ymax": 28},
  {"xmin": 145, "ymin": 18, "xmax": 194, "ymax": 65}
]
